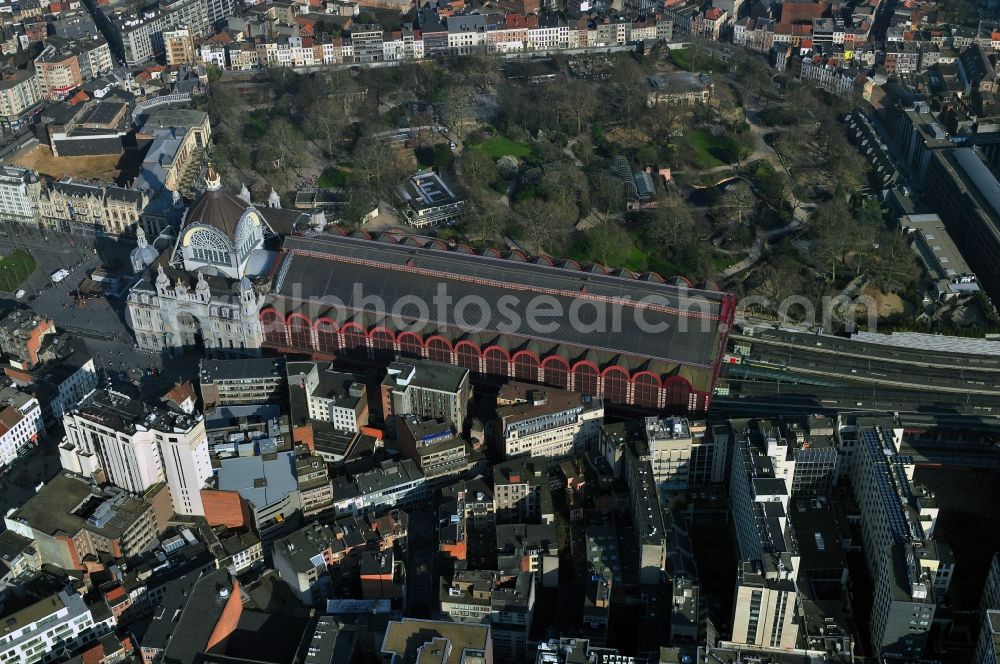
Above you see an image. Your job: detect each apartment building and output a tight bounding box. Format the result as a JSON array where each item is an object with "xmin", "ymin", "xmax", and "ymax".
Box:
[
  {"xmin": 493, "ymin": 458, "xmax": 554, "ymax": 525},
  {"xmin": 439, "ymin": 477, "xmax": 494, "ymax": 561},
  {"xmin": 61, "ymin": 389, "xmax": 212, "ymax": 517},
  {"xmin": 296, "ymin": 451, "xmax": 332, "ymax": 515},
  {"xmin": 0, "ymin": 387, "xmax": 43, "ymax": 469},
  {"xmin": 273, "ymin": 510, "xmax": 407, "ymax": 604},
  {"xmin": 381, "ymin": 359, "xmax": 470, "ymax": 426},
  {"xmin": 287, "ymin": 361, "xmax": 367, "ymax": 432},
  {"xmin": 495, "ymin": 383, "xmax": 603, "ymax": 460},
  {"xmin": 37, "ymin": 179, "xmax": 160, "ymax": 238},
  {"xmin": 0, "ymin": 309, "xmax": 54, "ymax": 370},
  {"xmin": 34, "ymin": 38, "xmax": 112, "ymax": 100},
  {"xmin": 496, "ymin": 523, "xmax": 559, "ymax": 587},
  {"xmin": 0, "ymin": 67, "xmax": 41, "ymax": 129},
  {"xmin": 440, "ymin": 569, "xmax": 535, "ymax": 663},
  {"xmin": 381, "ymin": 619, "xmax": 492, "ymax": 664},
  {"xmin": 0, "ymin": 591, "xmax": 113, "ymax": 664},
  {"xmin": 164, "ymin": 28, "xmax": 196, "ymax": 65}
]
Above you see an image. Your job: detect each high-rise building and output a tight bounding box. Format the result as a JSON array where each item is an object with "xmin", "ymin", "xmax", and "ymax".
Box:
[
  {"xmin": 852, "ymin": 423, "xmax": 946, "ymax": 660},
  {"xmin": 61, "ymin": 389, "xmax": 212, "ymax": 516}
]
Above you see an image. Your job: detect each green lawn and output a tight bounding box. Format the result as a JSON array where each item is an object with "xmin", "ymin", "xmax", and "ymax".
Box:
[
  {"xmin": 0, "ymin": 249, "xmax": 35, "ymax": 292},
  {"xmin": 318, "ymin": 166, "xmax": 348, "ymax": 188},
  {"xmin": 669, "ymin": 48, "xmax": 729, "ymax": 74},
  {"xmin": 476, "ymin": 136, "xmax": 532, "ymax": 159},
  {"xmin": 685, "ymin": 131, "xmax": 744, "ymax": 169}
]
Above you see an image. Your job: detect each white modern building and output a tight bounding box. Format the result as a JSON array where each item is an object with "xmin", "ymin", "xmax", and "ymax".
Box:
[
  {"xmin": 0, "ymin": 590, "xmax": 113, "ymax": 664},
  {"xmin": 0, "ymin": 166, "xmax": 40, "ymax": 225},
  {"xmin": 496, "ymin": 383, "xmax": 603, "ymax": 460},
  {"xmin": 0, "ymin": 388, "xmax": 43, "ymax": 469},
  {"xmin": 330, "ymin": 459, "xmax": 426, "ymax": 515},
  {"xmin": 61, "ymin": 389, "xmax": 212, "ymax": 516}
]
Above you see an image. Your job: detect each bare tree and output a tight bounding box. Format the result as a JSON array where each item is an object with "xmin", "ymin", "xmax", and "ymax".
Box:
[
  {"xmin": 720, "ymin": 180, "xmax": 754, "ymax": 225},
  {"xmin": 467, "ymin": 194, "xmax": 508, "ymax": 244},
  {"xmin": 517, "ymin": 199, "xmax": 568, "ymax": 253},
  {"xmin": 564, "ymin": 80, "xmax": 599, "ymax": 135},
  {"xmin": 260, "ymin": 118, "xmax": 303, "ymax": 175},
  {"xmin": 306, "ymin": 99, "xmax": 347, "ymax": 157},
  {"xmin": 646, "ymin": 194, "xmax": 694, "ymax": 249},
  {"xmin": 351, "ymin": 136, "xmax": 403, "ymax": 201}
]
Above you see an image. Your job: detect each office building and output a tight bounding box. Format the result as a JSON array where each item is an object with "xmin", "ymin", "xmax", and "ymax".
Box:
[
  {"xmin": 397, "ymin": 415, "xmax": 477, "ymax": 481},
  {"xmin": 495, "ymin": 382, "xmax": 603, "ymax": 460},
  {"xmin": 623, "ymin": 451, "xmax": 668, "ymax": 585},
  {"xmin": 784, "ymin": 417, "xmax": 839, "ymax": 497},
  {"xmin": 61, "ymin": 389, "xmax": 212, "ymax": 516},
  {"xmin": 199, "ymin": 357, "xmax": 287, "ymax": 409},
  {"xmin": 923, "ymin": 148, "xmax": 1000, "ymax": 304},
  {"xmin": 216, "ymin": 451, "xmax": 301, "ymax": 542},
  {"xmin": 381, "ymin": 618, "xmax": 492, "ymax": 664},
  {"xmin": 330, "ymin": 458, "xmax": 427, "ymax": 515},
  {"xmin": 730, "ymin": 558, "xmax": 799, "ymax": 651},
  {"xmin": 852, "ymin": 423, "xmax": 945, "ymax": 659},
  {"xmin": 4, "ymin": 472, "xmax": 168, "ymax": 570},
  {"xmin": 381, "ymin": 360, "xmax": 470, "ymax": 427},
  {"xmin": 728, "ymin": 419, "xmax": 795, "ymax": 562}
]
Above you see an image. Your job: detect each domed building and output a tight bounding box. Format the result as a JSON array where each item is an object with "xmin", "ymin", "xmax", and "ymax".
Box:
[{"xmin": 125, "ymin": 166, "xmax": 305, "ymax": 355}]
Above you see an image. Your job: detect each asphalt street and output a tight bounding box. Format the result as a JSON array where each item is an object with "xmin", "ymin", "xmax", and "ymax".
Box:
[{"xmin": 0, "ymin": 225, "xmax": 196, "ymax": 397}]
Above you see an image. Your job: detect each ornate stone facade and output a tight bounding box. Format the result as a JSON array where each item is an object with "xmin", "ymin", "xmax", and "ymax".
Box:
[{"xmin": 126, "ymin": 166, "xmax": 273, "ymax": 356}]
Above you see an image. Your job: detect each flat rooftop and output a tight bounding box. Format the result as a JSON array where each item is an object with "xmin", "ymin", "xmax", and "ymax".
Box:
[
  {"xmin": 7, "ymin": 472, "xmax": 153, "ymax": 540},
  {"xmin": 381, "ymin": 618, "xmax": 490, "ymax": 664},
  {"xmin": 200, "ymin": 357, "xmax": 287, "ymax": 383},
  {"xmin": 272, "ymin": 234, "xmax": 729, "ymax": 369},
  {"xmin": 217, "ymin": 452, "xmax": 298, "ymax": 508}
]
